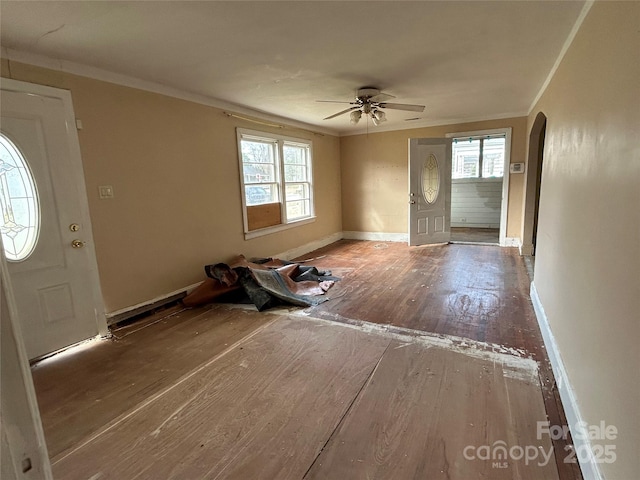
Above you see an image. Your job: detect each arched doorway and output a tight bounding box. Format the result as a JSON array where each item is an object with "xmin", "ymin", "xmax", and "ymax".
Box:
[{"xmin": 521, "ymin": 112, "xmax": 547, "ymax": 257}]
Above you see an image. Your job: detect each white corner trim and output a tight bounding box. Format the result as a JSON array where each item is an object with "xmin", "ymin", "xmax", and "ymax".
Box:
[
  {"xmin": 528, "ymin": 1, "xmax": 595, "ymax": 114},
  {"xmin": 342, "ymin": 231, "xmax": 408, "ymax": 243},
  {"xmin": 273, "ymin": 231, "xmax": 343, "ymax": 260},
  {"xmin": 501, "ymin": 237, "xmax": 521, "ymax": 248},
  {"xmin": 530, "ymin": 282, "xmax": 603, "ymax": 480},
  {"xmin": 105, "ymin": 282, "xmax": 202, "ymax": 319}
]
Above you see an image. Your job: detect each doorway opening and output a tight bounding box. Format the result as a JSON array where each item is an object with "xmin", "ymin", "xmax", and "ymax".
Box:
[
  {"xmin": 520, "ymin": 112, "xmax": 547, "ymax": 261},
  {"xmin": 446, "ymin": 128, "xmax": 512, "ymax": 245}
]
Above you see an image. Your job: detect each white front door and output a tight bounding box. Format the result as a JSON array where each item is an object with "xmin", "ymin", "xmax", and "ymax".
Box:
[
  {"xmin": 0, "ymin": 79, "xmax": 106, "ymax": 359},
  {"xmin": 408, "ymin": 138, "xmax": 452, "ymax": 246}
]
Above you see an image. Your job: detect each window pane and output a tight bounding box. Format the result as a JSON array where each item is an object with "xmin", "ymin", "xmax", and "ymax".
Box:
[
  {"xmin": 482, "ymin": 137, "xmax": 505, "ymax": 178},
  {"xmin": 241, "ymin": 140, "xmax": 275, "ymax": 164},
  {"xmin": 243, "ymin": 163, "xmax": 275, "ymax": 183},
  {"xmin": 286, "ymin": 199, "xmax": 310, "ymax": 220},
  {"xmin": 452, "ymin": 139, "xmax": 480, "ymax": 179},
  {"xmin": 283, "ymin": 145, "xmax": 307, "ymax": 165},
  {"xmin": 421, "ymin": 154, "xmax": 440, "ymax": 204},
  {"xmin": 285, "ymin": 183, "xmax": 308, "ymax": 201},
  {"xmin": 0, "ymin": 134, "xmax": 40, "ymax": 261},
  {"xmin": 284, "ymin": 164, "xmax": 306, "ymax": 182},
  {"xmin": 238, "ymin": 129, "xmax": 314, "ymax": 232},
  {"xmin": 245, "ymin": 184, "xmax": 278, "ymax": 206}
]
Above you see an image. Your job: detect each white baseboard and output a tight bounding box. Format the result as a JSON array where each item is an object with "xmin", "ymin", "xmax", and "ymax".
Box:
[
  {"xmin": 502, "ymin": 236, "xmax": 521, "ymax": 247},
  {"xmin": 273, "ymin": 231, "xmax": 343, "ymax": 260},
  {"xmin": 107, "ymin": 231, "xmax": 520, "ymax": 322},
  {"xmin": 342, "ymin": 231, "xmax": 408, "ymax": 243},
  {"xmin": 106, "ymin": 232, "xmax": 343, "ymax": 322},
  {"xmin": 530, "ymin": 282, "xmax": 602, "ymax": 480},
  {"xmin": 106, "ymin": 282, "xmax": 201, "ymax": 321},
  {"xmin": 344, "ymin": 231, "xmax": 520, "ymax": 247}
]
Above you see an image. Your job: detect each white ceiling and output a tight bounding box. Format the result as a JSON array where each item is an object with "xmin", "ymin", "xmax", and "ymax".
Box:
[{"xmin": 1, "ymin": 1, "xmax": 586, "ymax": 135}]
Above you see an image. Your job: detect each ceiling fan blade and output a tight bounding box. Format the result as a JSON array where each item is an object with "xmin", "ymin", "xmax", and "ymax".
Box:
[
  {"xmin": 379, "ymin": 102, "xmax": 425, "ymax": 112},
  {"xmin": 323, "ymin": 106, "xmax": 359, "ymax": 120},
  {"xmin": 368, "ymin": 92, "xmax": 395, "ymax": 102},
  {"xmin": 316, "ymin": 100, "xmax": 356, "ymax": 104}
]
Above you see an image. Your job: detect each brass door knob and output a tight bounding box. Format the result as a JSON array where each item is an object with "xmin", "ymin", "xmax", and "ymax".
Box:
[{"xmin": 71, "ymin": 239, "xmax": 85, "ymax": 248}]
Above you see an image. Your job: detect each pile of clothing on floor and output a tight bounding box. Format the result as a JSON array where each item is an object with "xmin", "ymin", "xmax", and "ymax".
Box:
[{"xmin": 182, "ymin": 255, "xmax": 339, "ymax": 311}]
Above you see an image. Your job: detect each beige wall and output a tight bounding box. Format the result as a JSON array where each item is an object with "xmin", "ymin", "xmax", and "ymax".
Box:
[
  {"xmin": 0, "ymin": 61, "xmax": 342, "ymax": 313},
  {"xmin": 340, "ymin": 117, "xmax": 527, "ymax": 238},
  {"xmin": 528, "ymin": 2, "xmax": 639, "ymax": 478}
]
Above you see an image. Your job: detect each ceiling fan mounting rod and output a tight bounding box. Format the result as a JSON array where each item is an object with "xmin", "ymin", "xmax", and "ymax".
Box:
[{"xmin": 357, "ymin": 87, "xmax": 381, "ymax": 100}]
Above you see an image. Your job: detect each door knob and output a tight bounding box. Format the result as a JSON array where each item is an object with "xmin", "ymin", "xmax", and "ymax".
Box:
[
  {"xmin": 409, "ymin": 200, "xmax": 416, "ymax": 204},
  {"xmin": 71, "ymin": 239, "xmax": 85, "ymax": 248}
]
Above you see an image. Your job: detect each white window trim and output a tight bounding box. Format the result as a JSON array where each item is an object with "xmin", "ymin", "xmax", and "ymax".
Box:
[
  {"xmin": 446, "ymin": 127, "xmax": 512, "ymax": 247},
  {"xmin": 237, "ymin": 128, "xmax": 315, "ymax": 240}
]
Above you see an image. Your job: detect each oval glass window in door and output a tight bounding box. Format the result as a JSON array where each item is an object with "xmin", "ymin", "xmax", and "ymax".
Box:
[
  {"xmin": 0, "ymin": 134, "xmax": 40, "ymax": 261},
  {"xmin": 421, "ymin": 153, "xmax": 440, "ymax": 204}
]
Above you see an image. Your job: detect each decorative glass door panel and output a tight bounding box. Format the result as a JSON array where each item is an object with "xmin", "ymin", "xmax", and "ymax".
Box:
[
  {"xmin": 0, "ymin": 134, "xmax": 40, "ymax": 261},
  {"xmin": 421, "ymin": 153, "xmax": 440, "ymax": 205}
]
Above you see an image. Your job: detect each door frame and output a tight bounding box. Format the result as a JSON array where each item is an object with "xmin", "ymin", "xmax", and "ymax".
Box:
[
  {"xmin": 445, "ymin": 127, "xmax": 512, "ymax": 246},
  {"xmin": 1, "ymin": 247, "xmax": 54, "ymax": 479},
  {"xmin": 520, "ymin": 112, "xmax": 547, "ymax": 256},
  {"xmin": 408, "ymin": 138, "xmax": 452, "ymax": 246},
  {"xmin": 1, "ymin": 78, "xmax": 108, "ymax": 344}
]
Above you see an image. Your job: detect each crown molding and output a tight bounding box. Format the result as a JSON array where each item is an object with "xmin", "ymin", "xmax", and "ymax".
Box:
[
  {"xmin": 1, "ymin": 47, "xmax": 339, "ymax": 137},
  {"xmin": 339, "ymin": 111, "xmax": 528, "ymax": 137},
  {"xmin": 528, "ymin": 0, "xmax": 594, "ymax": 115}
]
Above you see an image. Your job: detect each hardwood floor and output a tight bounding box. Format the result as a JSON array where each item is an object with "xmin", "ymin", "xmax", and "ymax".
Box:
[
  {"xmin": 450, "ymin": 227, "xmax": 500, "ymax": 244},
  {"xmin": 46, "ymin": 314, "xmax": 556, "ymax": 480},
  {"xmin": 299, "ymin": 240, "xmax": 581, "ymax": 480},
  {"xmin": 32, "ymin": 305, "xmax": 267, "ymax": 458},
  {"xmin": 31, "ymin": 240, "xmax": 582, "ymax": 480},
  {"xmin": 303, "ymin": 241, "xmax": 539, "ymax": 351}
]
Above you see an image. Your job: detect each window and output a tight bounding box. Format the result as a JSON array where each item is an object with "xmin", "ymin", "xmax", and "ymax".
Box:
[
  {"xmin": 452, "ymin": 135, "xmax": 505, "ymax": 179},
  {"xmin": 237, "ymin": 129, "xmax": 314, "ymax": 237},
  {"xmin": 0, "ymin": 134, "xmax": 40, "ymax": 261}
]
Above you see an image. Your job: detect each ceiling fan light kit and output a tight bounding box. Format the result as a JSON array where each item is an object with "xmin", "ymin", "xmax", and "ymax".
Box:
[{"xmin": 319, "ymin": 87, "xmax": 425, "ymax": 126}]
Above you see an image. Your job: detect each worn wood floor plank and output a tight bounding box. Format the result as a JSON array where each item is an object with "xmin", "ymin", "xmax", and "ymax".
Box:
[
  {"xmin": 52, "ymin": 316, "xmax": 390, "ymax": 480},
  {"xmin": 304, "ymin": 241, "xmax": 537, "ymax": 351},
  {"xmin": 32, "ymin": 304, "xmax": 267, "ymax": 458},
  {"xmin": 296, "ymin": 240, "xmax": 582, "ymax": 480},
  {"xmin": 305, "ymin": 340, "xmax": 558, "ymax": 480},
  {"xmin": 31, "ymin": 240, "xmax": 581, "ymax": 480},
  {"xmin": 451, "ymin": 227, "xmax": 500, "ymax": 244}
]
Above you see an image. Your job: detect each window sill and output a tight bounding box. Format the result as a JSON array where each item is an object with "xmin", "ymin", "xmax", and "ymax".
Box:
[
  {"xmin": 244, "ymin": 216, "xmax": 316, "ymax": 240},
  {"xmin": 452, "ymin": 177, "xmax": 503, "ymax": 183}
]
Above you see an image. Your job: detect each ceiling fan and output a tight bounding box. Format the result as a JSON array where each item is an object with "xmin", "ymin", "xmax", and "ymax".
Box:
[{"xmin": 318, "ymin": 87, "xmax": 425, "ymax": 125}]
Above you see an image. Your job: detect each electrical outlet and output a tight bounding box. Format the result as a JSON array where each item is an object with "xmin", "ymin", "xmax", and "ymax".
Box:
[{"xmin": 99, "ymin": 185, "xmax": 114, "ymax": 199}]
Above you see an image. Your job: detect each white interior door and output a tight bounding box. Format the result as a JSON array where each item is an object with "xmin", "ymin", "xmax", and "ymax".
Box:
[
  {"xmin": 1, "ymin": 79, "xmax": 106, "ymax": 359},
  {"xmin": 408, "ymin": 138, "xmax": 452, "ymax": 246}
]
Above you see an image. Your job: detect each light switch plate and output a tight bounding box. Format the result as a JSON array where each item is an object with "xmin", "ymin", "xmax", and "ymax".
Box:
[{"xmin": 99, "ymin": 185, "xmax": 114, "ymax": 199}]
